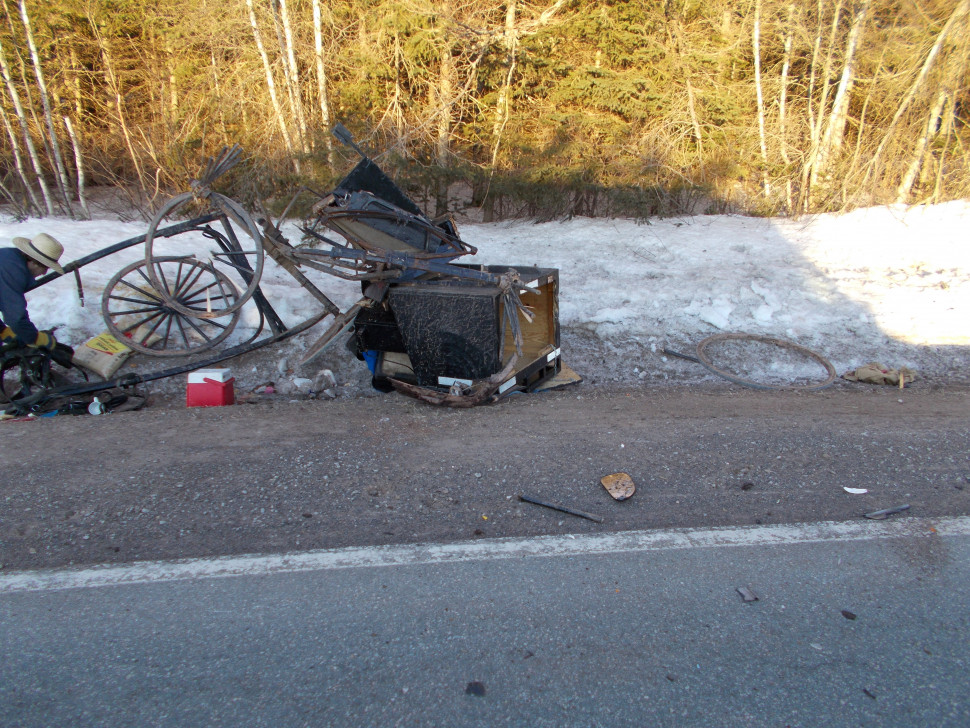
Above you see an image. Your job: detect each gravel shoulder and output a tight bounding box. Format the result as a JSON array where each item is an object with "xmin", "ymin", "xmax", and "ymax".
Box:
[{"xmin": 2, "ymin": 378, "xmax": 969, "ymax": 573}]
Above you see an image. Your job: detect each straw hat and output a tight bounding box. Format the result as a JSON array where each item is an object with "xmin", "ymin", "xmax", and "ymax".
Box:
[{"xmin": 12, "ymin": 233, "xmax": 64, "ymax": 274}]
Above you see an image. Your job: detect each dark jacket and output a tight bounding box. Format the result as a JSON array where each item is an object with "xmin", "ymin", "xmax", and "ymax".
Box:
[{"xmin": 0, "ymin": 246, "xmax": 40, "ymax": 344}]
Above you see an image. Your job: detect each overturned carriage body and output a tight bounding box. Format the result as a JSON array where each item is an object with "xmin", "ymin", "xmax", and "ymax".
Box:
[{"xmin": 301, "ymin": 153, "xmax": 564, "ymax": 402}]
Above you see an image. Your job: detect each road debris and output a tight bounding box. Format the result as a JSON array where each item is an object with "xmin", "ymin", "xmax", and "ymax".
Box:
[
  {"xmin": 843, "ymin": 362, "xmax": 917, "ymax": 387},
  {"xmin": 843, "ymin": 487, "xmax": 868, "ymax": 495},
  {"xmin": 465, "ymin": 681, "xmax": 486, "ymax": 697},
  {"xmin": 841, "ymin": 609, "xmax": 857, "ymax": 620},
  {"xmin": 863, "ymin": 504, "xmax": 910, "ymax": 520},
  {"xmin": 665, "ymin": 333, "xmax": 837, "ymax": 391},
  {"xmin": 518, "ymin": 494, "xmax": 604, "ymax": 523},
  {"xmin": 736, "ymin": 586, "xmax": 759, "ymax": 602},
  {"xmin": 601, "ymin": 472, "xmax": 636, "ymax": 500}
]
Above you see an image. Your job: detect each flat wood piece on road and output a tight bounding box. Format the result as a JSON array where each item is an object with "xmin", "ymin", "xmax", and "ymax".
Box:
[{"xmin": 601, "ymin": 472, "xmax": 636, "ymax": 501}]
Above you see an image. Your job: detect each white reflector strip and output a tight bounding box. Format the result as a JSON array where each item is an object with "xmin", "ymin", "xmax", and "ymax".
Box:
[
  {"xmin": 498, "ymin": 377, "xmax": 516, "ymax": 394},
  {"xmin": 546, "ymin": 348, "xmax": 561, "ymax": 362}
]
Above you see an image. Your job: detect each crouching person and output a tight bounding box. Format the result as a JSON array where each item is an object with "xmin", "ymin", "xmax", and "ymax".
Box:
[{"xmin": 0, "ymin": 233, "xmax": 67, "ymax": 352}]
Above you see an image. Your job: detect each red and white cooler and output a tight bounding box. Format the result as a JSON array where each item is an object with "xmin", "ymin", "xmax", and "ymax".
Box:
[{"xmin": 186, "ymin": 368, "xmax": 235, "ymax": 407}]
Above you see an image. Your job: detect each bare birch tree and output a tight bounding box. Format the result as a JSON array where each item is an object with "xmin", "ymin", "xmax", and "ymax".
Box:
[
  {"xmin": 752, "ymin": 0, "xmax": 770, "ymax": 197},
  {"xmin": 16, "ymin": 0, "xmax": 73, "ymax": 214},
  {"xmin": 434, "ymin": 3, "xmax": 455, "ymax": 167},
  {"xmin": 311, "ymin": 0, "xmax": 334, "ymax": 166},
  {"xmin": 63, "ymin": 114, "xmax": 90, "ymax": 218},
  {"xmin": 778, "ymin": 3, "xmax": 795, "ymax": 210},
  {"xmin": 489, "ymin": 0, "xmax": 517, "ymax": 171},
  {"xmin": 0, "ymin": 36, "xmax": 53, "ymax": 214},
  {"xmin": 810, "ymin": 0, "xmax": 869, "ymax": 194},
  {"xmin": 0, "ymin": 105, "xmax": 39, "ymax": 213},
  {"xmin": 872, "ymin": 0, "xmax": 970, "ymax": 192},
  {"xmin": 245, "ymin": 0, "xmax": 300, "ymax": 174},
  {"xmin": 275, "ymin": 0, "xmax": 307, "ymax": 153},
  {"xmin": 800, "ymin": 0, "xmax": 844, "ymax": 209}
]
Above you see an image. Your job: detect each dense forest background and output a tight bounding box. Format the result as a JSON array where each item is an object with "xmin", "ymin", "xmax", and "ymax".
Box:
[{"xmin": 0, "ymin": 0, "xmax": 967, "ymax": 221}]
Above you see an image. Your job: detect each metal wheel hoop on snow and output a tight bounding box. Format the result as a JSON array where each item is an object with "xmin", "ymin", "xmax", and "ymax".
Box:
[
  {"xmin": 695, "ymin": 333, "xmax": 837, "ymax": 391},
  {"xmin": 144, "ymin": 191, "xmax": 264, "ymax": 316},
  {"xmin": 102, "ymin": 256, "xmax": 241, "ymax": 357}
]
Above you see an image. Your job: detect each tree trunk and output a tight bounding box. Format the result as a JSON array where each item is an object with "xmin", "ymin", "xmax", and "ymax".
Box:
[
  {"xmin": 18, "ymin": 0, "xmax": 72, "ymax": 215},
  {"xmin": 392, "ymin": 31, "xmax": 404, "ymax": 141},
  {"xmin": 869, "ymin": 0, "xmax": 970, "ymax": 176},
  {"xmin": 277, "ymin": 0, "xmax": 308, "ymax": 153},
  {"xmin": 434, "ymin": 38, "xmax": 454, "ymax": 217},
  {"xmin": 165, "ymin": 40, "xmax": 178, "ymax": 119},
  {"xmin": 752, "ymin": 0, "xmax": 770, "ymax": 197},
  {"xmin": 435, "ymin": 41, "xmax": 454, "ymax": 166},
  {"xmin": 489, "ymin": 0, "xmax": 517, "ymax": 171},
  {"xmin": 0, "ymin": 38, "xmax": 53, "ymax": 215},
  {"xmin": 801, "ymin": 0, "xmax": 844, "ymax": 209},
  {"xmin": 0, "ymin": 105, "xmax": 39, "ymax": 214},
  {"xmin": 68, "ymin": 46, "xmax": 82, "ymax": 118},
  {"xmin": 311, "ymin": 0, "xmax": 333, "ymax": 166},
  {"xmin": 63, "ymin": 115, "xmax": 90, "ymax": 219},
  {"xmin": 895, "ymin": 86, "xmax": 947, "ymax": 203},
  {"xmin": 209, "ymin": 48, "xmax": 229, "ymax": 138},
  {"xmin": 779, "ymin": 4, "xmax": 795, "ymax": 210},
  {"xmin": 0, "ymin": 178, "xmax": 25, "ymax": 217},
  {"xmin": 245, "ymin": 0, "xmax": 299, "ymax": 174},
  {"xmin": 931, "ymin": 112, "xmax": 954, "ymax": 203},
  {"xmin": 811, "ymin": 0, "xmax": 869, "ymax": 191}
]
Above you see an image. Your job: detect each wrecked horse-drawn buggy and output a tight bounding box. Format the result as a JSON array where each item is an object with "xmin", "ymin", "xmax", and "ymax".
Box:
[{"xmin": 4, "ymin": 126, "xmax": 570, "ymax": 413}]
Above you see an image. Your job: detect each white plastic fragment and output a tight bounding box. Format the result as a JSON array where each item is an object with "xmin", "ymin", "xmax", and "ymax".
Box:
[{"xmin": 843, "ymin": 487, "xmax": 869, "ymax": 495}]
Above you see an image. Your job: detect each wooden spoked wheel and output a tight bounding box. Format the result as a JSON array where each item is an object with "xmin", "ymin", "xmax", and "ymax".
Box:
[
  {"xmin": 102, "ymin": 256, "xmax": 241, "ymax": 357},
  {"xmin": 144, "ymin": 191, "xmax": 265, "ymax": 317}
]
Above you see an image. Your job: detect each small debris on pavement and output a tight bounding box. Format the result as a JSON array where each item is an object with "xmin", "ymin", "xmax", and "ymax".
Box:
[
  {"xmin": 741, "ymin": 481, "xmax": 755, "ymax": 491},
  {"xmin": 736, "ymin": 586, "xmax": 759, "ymax": 603},
  {"xmin": 518, "ymin": 494, "xmax": 604, "ymax": 523},
  {"xmin": 862, "ymin": 688, "xmax": 877, "ymax": 700},
  {"xmin": 843, "ymin": 487, "xmax": 868, "ymax": 494},
  {"xmin": 601, "ymin": 472, "xmax": 636, "ymax": 501},
  {"xmin": 863, "ymin": 504, "xmax": 910, "ymax": 520},
  {"xmin": 465, "ymin": 681, "xmax": 486, "ymax": 697},
  {"xmin": 841, "ymin": 610, "xmax": 857, "ymax": 620}
]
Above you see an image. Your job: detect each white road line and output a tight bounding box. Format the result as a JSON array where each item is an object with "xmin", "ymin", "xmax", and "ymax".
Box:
[{"xmin": 2, "ymin": 516, "xmax": 969, "ymax": 594}]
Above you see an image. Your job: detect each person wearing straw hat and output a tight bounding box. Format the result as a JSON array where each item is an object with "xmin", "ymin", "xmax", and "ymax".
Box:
[{"xmin": 0, "ymin": 233, "xmax": 66, "ymax": 350}]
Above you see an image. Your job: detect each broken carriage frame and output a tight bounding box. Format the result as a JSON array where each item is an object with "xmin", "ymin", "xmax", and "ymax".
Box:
[{"xmin": 10, "ymin": 126, "xmax": 563, "ymax": 409}]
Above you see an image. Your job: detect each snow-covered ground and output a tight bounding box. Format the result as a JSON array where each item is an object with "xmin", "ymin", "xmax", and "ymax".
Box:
[{"xmin": 3, "ymin": 200, "xmax": 969, "ymax": 397}]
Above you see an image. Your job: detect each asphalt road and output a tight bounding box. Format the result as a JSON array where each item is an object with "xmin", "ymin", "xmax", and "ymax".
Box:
[
  {"xmin": 2, "ymin": 382, "xmax": 969, "ymax": 726},
  {"xmin": 1, "ymin": 382, "xmax": 969, "ymax": 572},
  {"xmin": 2, "ymin": 518, "xmax": 969, "ymax": 727}
]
